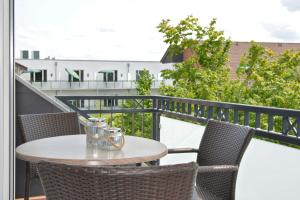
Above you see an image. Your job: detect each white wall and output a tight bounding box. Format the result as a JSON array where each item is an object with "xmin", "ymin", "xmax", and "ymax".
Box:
[
  {"xmin": 0, "ymin": 0, "xmax": 14, "ymax": 199},
  {"xmin": 16, "ymin": 59, "xmax": 174, "ymax": 82}
]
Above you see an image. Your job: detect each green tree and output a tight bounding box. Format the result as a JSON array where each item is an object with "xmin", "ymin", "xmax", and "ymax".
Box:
[
  {"xmin": 158, "ymin": 16, "xmax": 300, "ymax": 137},
  {"xmin": 108, "ymin": 69, "xmax": 154, "ymax": 138},
  {"xmin": 237, "ymin": 42, "xmax": 300, "ymax": 109},
  {"xmin": 158, "ymin": 16, "xmax": 233, "ymax": 101},
  {"xmin": 236, "ymin": 42, "xmax": 300, "ymax": 133},
  {"xmin": 136, "ymin": 69, "xmax": 154, "ymax": 95}
]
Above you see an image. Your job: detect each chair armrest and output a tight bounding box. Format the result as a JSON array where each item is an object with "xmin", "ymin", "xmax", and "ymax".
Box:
[
  {"xmin": 168, "ymin": 148, "xmax": 199, "ymax": 154},
  {"xmin": 197, "ymin": 165, "xmax": 238, "ymax": 173}
]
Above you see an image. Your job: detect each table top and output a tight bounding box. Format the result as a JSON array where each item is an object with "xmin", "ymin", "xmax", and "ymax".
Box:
[{"xmin": 16, "ymin": 135, "xmax": 168, "ymax": 166}]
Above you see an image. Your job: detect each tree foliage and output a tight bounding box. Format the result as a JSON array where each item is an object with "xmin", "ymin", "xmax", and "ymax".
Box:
[
  {"xmin": 158, "ymin": 16, "xmax": 231, "ymax": 70},
  {"xmin": 107, "ymin": 69, "xmax": 153, "ymax": 138},
  {"xmin": 237, "ymin": 42, "xmax": 300, "ymax": 109},
  {"xmin": 158, "ymin": 16, "xmax": 233, "ymax": 101},
  {"xmin": 136, "ymin": 69, "xmax": 154, "ymax": 95},
  {"xmin": 158, "ymin": 16, "xmax": 300, "ymax": 112},
  {"xmin": 101, "ymin": 16, "xmax": 300, "ymax": 140}
]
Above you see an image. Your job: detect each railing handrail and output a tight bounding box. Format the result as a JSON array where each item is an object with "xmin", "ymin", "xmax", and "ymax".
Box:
[
  {"xmin": 57, "ymin": 95, "xmax": 300, "ymax": 116},
  {"xmin": 28, "ymin": 80, "xmax": 172, "ymax": 90},
  {"xmin": 56, "ymin": 95, "xmax": 300, "ymax": 146},
  {"xmin": 154, "ymin": 95, "xmax": 300, "ymax": 117},
  {"xmin": 30, "ymin": 80, "xmax": 169, "ymax": 83}
]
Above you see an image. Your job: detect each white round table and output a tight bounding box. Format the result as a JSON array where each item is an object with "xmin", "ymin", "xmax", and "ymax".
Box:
[{"xmin": 16, "ymin": 135, "xmax": 168, "ymax": 166}]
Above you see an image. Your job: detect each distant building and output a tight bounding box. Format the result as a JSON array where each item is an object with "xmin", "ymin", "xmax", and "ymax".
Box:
[
  {"xmin": 20, "ymin": 50, "xmax": 29, "ymax": 59},
  {"xmin": 16, "ymin": 57, "xmax": 174, "ymax": 97},
  {"xmin": 31, "ymin": 50, "xmax": 40, "ymax": 59},
  {"xmin": 160, "ymin": 41, "xmax": 300, "ymax": 79}
]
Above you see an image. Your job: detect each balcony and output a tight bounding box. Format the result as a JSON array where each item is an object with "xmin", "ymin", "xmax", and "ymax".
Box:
[
  {"xmin": 15, "ymin": 76, "xmax": 300, "ymax": 199},
  {"xmin": 27, "ymin": 80, "xmax": 173, "ymax": 90},
  {"xmin": 55, "ymin": 95, "xmax": 300, "ymax": 200}
]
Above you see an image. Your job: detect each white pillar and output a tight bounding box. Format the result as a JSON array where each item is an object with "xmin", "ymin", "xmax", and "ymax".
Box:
[{"xmin": 0, "ymin": 0, "xmax": 14, "ymax": 199}]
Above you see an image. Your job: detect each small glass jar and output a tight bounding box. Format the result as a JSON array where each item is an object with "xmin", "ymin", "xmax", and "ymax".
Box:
[
  {"xmin": 100, "ymin": 127, "xmax": 125, "ymax": 150},
  {"xmin": 85, "ymin": 118, "xmax": 106, "ymax": 147}
]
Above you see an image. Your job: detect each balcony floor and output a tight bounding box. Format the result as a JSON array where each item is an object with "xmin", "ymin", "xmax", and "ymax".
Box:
[{"xmin": 160, "ymin": 116, "xmax": 300, "ymax": 200}]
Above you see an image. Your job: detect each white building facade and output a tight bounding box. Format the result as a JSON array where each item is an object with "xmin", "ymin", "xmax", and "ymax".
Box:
[{"xmin": 16, "ymin": 58, "xmax": 174, "ymax": 96}]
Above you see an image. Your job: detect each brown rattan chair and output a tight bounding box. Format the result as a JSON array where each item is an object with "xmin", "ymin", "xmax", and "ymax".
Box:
[
  {"xmin": 37, "ymin": 161, "xmax": 198, "ymax": 200},
  {"xmin": 168, "ymin": 120, "xmax": 255, "ymax": 200},
  {"xmin": 18, "ymin": 112, "xmax": 81, "ymax": 200}
]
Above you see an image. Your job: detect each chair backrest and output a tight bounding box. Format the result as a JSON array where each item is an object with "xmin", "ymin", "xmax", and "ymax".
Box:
[
  {"xmin": 18, "ymin": 112, "xmax": 81, "ymax": 142},
  {"xmin": 37, "ymin": 161, "xmax": 198, "ymax": 200},
  {"xmin": 196, "ymin": 120, "xmax": 254, "ymax": 200}
]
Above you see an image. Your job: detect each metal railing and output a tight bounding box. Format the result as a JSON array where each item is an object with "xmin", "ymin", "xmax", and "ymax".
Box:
[
  {"xmin": 29, "ymin": 80, "xmax": 172, "ymax": 90},
  {"xmin": 56, "ymin": 95, "xmax": 300, "ymax": 146}
]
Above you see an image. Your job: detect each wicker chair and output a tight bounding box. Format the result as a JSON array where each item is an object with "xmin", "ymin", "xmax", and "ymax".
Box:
[
  {"xmin": 18, "ymin": 112, "xmax": 81, "ymax": 200},
  {"xmin": 37, "ymin": 161, "xmax": 198, "ymax": 200},
  {"xmin": 168, "ymin": 120, "xmax": 255, "ymax": 200}
]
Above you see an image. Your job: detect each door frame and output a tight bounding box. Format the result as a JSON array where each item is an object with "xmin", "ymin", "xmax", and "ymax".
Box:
[{"xmin": 0, "ymin": 0, "xmax": 15, "ymax": 199}]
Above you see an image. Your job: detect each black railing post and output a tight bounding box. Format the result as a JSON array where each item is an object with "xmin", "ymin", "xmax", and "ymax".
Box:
[
  {"xmin": 151, "ymin": 96, "xmax": 161, "ymax": 165},
  {"xmin": 152, "ymin": 96, "xmax": 160, "ymax": 141},
  {"xmin": 296, "ymin": 117, "xmax": 300, "ymax": 137}
]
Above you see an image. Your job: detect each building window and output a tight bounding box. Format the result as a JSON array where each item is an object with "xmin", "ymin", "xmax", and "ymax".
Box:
[
  {"xmin": 30, "ymin": 70, "xmax": 47, "ymax": 82},
  {"xmin": 107, "ymin": 72, "xmax": 114, "ymax": 82},
  {"xmin": 103, "ymin": 70, "xmax": 118, "ymax": 82},
  {"xmin": 68, "ymin": 70, "xmax": 84, "ymax": 82},
  {"xmin": 20, "ymin": 50, "xmax": 29, "ymax": 59},
  {"xmin": 31, "ymin": 51, "xmax": 40, "ymax": 59}
]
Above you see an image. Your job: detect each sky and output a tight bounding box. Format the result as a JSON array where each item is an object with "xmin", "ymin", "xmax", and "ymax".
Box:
[{"xmin": 15, "ymin": 0, "xmax": 300, "ymax": 61}]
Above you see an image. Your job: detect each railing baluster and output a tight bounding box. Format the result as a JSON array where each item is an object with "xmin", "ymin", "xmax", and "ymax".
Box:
[
  {"xmin": 234, "ymin": 109, "xmax": 239, "ymax": 124},
  {"xmin": 217, "ymin": 107, "xmax": 221, "ymax": 120},
  {"xmin": 194, "ymin": 104, "xmax": 199, "ymax": 117},
  {"xmin": 110, "ymin": 98, "xmax": 113, "ymax": 126},
  {"xmin": 207, "ymin": 106, "xmax": 213, "ymax": 120},
  {"xmin": 182, "ymin": 103, "xmax": 186, "ymax": 114},
  {"xmin": 171, "ymin": 101, "xmax": 175, "ymax": 111},
  {"xmin": 188, "ymin": 103, "xmax": 192, "ymax": 115},
  {"xmin": 110, "ymin": 113, "xmax": 113, "ymax": 127},
  {"xmin": 176, "ymin": 102, "xmax": 180, "ymax": 113},
  {"xmin": 121, "ymin": 113, "xmax": 124, "ymax": 131},
  {"xmin": 268, "ymin": 114, "xmax": 274, "ymax": 132},
  {"xmin": 152, "ymin": 97, "xmax": 158, "ymax": 140},
  {"xmin": 132, "ymin": 113, "xmax": 135, "ymax": 135},
  {"xmin": 142, "ymin": 113, "xmax": 144, "ymax": 137},
  {"xmin": 158, "ymin": 99, "xmax": 161, "ymax": 110},
  {"xmin": 224, "ymin": 108, "xmax": 229, "ymax": 122},
  {"xmin": 282, "ymin": 116, "xmax": 289, "ymax": 135},
  {"xmin": 166, "ymin": 100, "xmax": 170, "ymax": 111},
  {"xmin": 200, "ymin": 105, "xmax": 205, "ymax": 117},
  {"xmin": 99, "ymin": 99, "xmax": 102, "ymax": 112},
  {"xmin": 296, "ymin": 117, "xmax": 300, "ymax": 137},
  {"xmin": 255, "ymin": 112, "xmax": 261, "ymax": 129},
  {"xmin": 244, "ymin": 111, "xmax": 249, "ymax": 126}
]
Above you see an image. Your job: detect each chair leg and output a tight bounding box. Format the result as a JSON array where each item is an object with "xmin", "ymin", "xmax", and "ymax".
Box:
[{"xmin": 24, "ymin": 162, "xmax": 31, "ymax": 200}]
